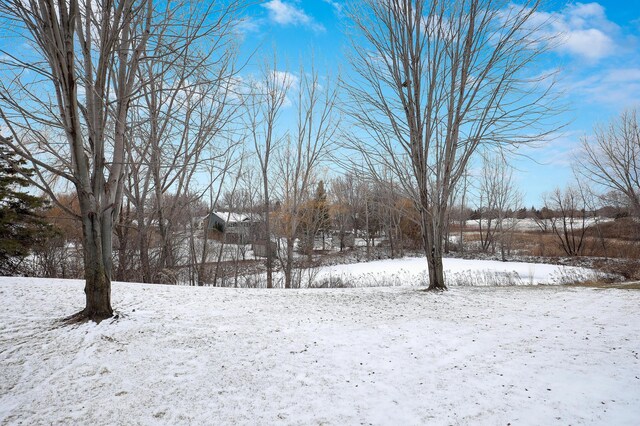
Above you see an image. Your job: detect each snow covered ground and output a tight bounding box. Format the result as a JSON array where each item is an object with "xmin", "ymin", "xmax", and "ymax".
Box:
[
  {"xmin": 1, "ymin": 276, "xmax": 639, "ymax": 425},
  {"xmin": 314, "ymin": 257, "xmax": 599, "ymax": 287},
  {"xmin": 467, "ymin": 217, "xmax": 614, "ymax": 232}
]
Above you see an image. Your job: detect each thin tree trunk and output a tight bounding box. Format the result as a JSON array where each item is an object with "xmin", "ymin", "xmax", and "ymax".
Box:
[
  {"xmin": 136, "ymin": 211, "xmax": 152, "ymax": 283},
  {"xmin": 264, "ymin": 194, "xmax": 273, "ymax": 289},
  {"xmin": 284, "ymin": 236, "xmax": 294, "ymax": 289}
]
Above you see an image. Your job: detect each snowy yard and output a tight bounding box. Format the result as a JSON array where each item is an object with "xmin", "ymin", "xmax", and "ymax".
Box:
[{"xmin": 1, "ymin": 274, "xmax": 639, "ymax": 425}]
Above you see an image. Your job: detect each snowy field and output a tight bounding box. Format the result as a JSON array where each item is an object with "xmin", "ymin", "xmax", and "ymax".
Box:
[
  {"xmin": 314, "ymin": 257, "xmax": 598, "ymax": 287},
  {"xmin": 1, "ymin": 276, "xmax": 639, "ymax": 425},
  {"xmin": 467, "ymin": 217, "xmax": 614, "ymax": 232}
]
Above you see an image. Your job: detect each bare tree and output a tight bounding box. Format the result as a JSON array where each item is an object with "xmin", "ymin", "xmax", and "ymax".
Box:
[
  {"xmin": 379, "ymin": 178, "xmax": 405, "ymax": 258},
  {"xmin": 330, "ymin": 177, "xmax": 352, "ymax": 252},
  {"xmin": 273, "ymin": 65, "xmax": 338, "ymax": 288},
  {"xmin": 343, "ymin": 0, "xmax": 557, "ymax": 289},
  {"xmin": 330, "ymin": 173, "xmax": 368, "ymax": 252},
  {"xmin": 544, "ymin": 184, "xmax": 589, "ymax": 256},
  {"xmin": 532, "ymin": 205, "xmax": 554, "ymax": 233},
  {"xmin": 203, "ymin": 164, "xmax": 262, "ymax": 288},
  {"xmin": 0, "ymin": 0, "xmax": 241, "ymax": 319},
  {"xmin": 124, "ymin": 7, "xmax": 241, "ymax": 283},
  {"xmin": 577, "ymin": 108, "xmax": 640, "ymax": 216},
  {"xmin": 242, "ymin": 58, "xmax": 291, "ymax": 289},
  {"xmin": 451, "ymin": 171, "xmax": 471, "ymax": 253},
  {"xmin": 359, "ymin": 174, "xmax": 411, "ymax": 259},
  {"xmin": 141, "ymin": 14, "xmax": 239, "ymax": 278},
  {"xmin": 0, "ymin": 0, "xmax": 155, "ymax": 320},
  {"xmin": 475, "ymin": 154, "xmax": 522, "ymax": 260},
  {"xmin": 193, "ymin": 144, "xmax": 244, "ymax": 287}
]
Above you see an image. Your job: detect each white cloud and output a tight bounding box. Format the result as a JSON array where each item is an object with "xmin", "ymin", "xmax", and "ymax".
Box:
[
  {"xmin": 262, "ymin": 0, "xmax": 325, "ymax": 33},
  {"xmin": 562, "ymin": 28, "xmax": 613, "ymax": 60},
  {"xmin": 604, "ymin": 68, "xmax": 640, "ymax": 83},
  {"xmin": 232, "ymin": 16, "xmax": 264, "ymax": 42},
  {"xmin": 271, "ymin": 70, "xmax": 299, "ymax": 90},
  {"xmin": 535, "ymin": 4, "xmax": 640, "ymax": 110},
  {"xmin": 540, "ymin": 2, "xmax": 619, "ymax": 61},
  {"xmin": 270, "ymin": 70, "xmax": 299, "ymax": 107},
  {"xmin": 562, "ymin": 67, "xmax": 640, "ymax": 108},
  {"xmin": 566, "ymin": 2, "xmax": 614, "ymax": 30},
  {"xmin": 322, "ymin": 0, "xmax": 343, "ymax": 16},
  {"xmin": 236, "ymin": 17, "xmax": 261, "ymax": 34},
  {"xmin": 244, "ymin": 70, "xmax": 299, "ymax": 108}
]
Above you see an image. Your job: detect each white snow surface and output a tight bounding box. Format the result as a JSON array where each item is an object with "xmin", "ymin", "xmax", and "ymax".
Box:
[
  {"xmin": 1, "ymin": 276, "xmax": 639, "ymax": 425},
  {"xmin": 467, "ymin": 217, "xmax": 614, "ymax": 232},
  {"xmin": 315, "ymin": 257, "xmax": 596, "ymax": 287}
]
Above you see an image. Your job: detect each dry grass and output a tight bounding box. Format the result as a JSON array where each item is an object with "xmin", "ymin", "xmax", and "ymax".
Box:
[
  {"xmin": 591, "ymin": 258, "xmax": 640, "ymax": 281},
  {"xmin": 455, "ymin": 223, "xmax": 640, "ymax": 282},
  {"xmin": 586, "ymin": 217, "xmax": 640, "ymax": 241},
  {"xmin": 459, "ymin": 229, "xmax": 640, "ymax": 260}
]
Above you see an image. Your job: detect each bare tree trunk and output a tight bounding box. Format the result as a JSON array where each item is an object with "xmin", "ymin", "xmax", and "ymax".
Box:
[
  {"xmin": 284, "ymin": 236, "xmax": 294, "ymax": 289},
  {"xmin": 264, "ymin": 190, "xmax": 273, "ymax": 288},
  {"xmin": 423, "ymin": 212, "xmax": 446, "ymax": 290},
  {"xmin": 271, "ymin": 64, "xmax": 338, "ymax": 289},
  {"xmin": 365, "ymin": 197, "xmax": 371, "ymax": 260},
  {"xmin": 77, "ymin": 193, "xmax": 112, "ymax": 318},
  {"xmin": 546, "ymin": 186, "xmax": 589, "ymax": 256}
]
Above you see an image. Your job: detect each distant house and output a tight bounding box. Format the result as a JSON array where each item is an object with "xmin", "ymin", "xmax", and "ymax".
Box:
[{"xmin": 204, "ymin": 211, "xmax": 260, "ymax": 244}]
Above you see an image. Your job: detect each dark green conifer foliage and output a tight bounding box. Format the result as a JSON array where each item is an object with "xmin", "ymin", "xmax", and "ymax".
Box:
[{"xmin": 0, "ymin": 138, "xmax": 55, "ymax": 274}]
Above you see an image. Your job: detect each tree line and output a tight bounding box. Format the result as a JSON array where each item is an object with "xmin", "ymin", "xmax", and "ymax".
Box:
[
  {"xmin": 3, "ymin": 144, "xmax": 635, "ymax": 284},
  {"xmin": 0, "ymin": 0, "xmax": 637, "ymax": 320}
]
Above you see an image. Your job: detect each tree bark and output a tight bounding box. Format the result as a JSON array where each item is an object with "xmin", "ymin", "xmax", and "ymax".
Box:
[
  {"xmin": 264, "ymin": 197, "xmax": 273, "ymax": 289},
  {"xmin": 76, "ymin": 193, "xmax": 113, "ymax": 321},
  {"xmin": 284, "ymin": 236, "xmax": 294, "ymax": 289},
  {"xmin": 422, "ymin": 210, "xmax": 447, "ymax": 291}
]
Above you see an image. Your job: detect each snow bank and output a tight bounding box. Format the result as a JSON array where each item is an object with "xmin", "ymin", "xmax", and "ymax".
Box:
[{"xmin": 1, "ymin": 277, "xmax": 639, "ymax": 424}]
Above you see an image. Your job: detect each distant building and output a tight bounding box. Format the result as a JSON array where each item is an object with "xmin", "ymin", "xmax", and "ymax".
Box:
[{"xmin": 204, "ymin": 211, "xmax": 260, "ymax": 244}]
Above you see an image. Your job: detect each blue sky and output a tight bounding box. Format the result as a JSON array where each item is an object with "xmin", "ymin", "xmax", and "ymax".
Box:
[
  {"xmin": 239, "ymin": 0, "xmax": 640, "ymax": 206},
  {"xmin": 1, "ymin": 1, "xmax": 638, "ymax": 207}
]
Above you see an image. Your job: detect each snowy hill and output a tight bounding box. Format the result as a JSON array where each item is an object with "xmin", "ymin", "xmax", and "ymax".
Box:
[{"xmin": 1, "ymin": 277, "xmax": 639, "ymax": 424}]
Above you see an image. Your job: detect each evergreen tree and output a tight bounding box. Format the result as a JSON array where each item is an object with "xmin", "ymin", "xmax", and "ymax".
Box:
[
  {"xmin": 314, "ymin": 181, "xmax": 331, "ymax": 233},
  {"xmin": 0, "ymin": 139, "xmax": 55, "ymax": 274},
  {"xmin": 314, "ymin": 181, "xmax": 331, "ymax": 251}
]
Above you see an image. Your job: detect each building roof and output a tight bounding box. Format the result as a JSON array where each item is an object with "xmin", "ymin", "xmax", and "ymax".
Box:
[{"xmin": 210, "ymin": 211, "xmax": 258, "ymax": 224}]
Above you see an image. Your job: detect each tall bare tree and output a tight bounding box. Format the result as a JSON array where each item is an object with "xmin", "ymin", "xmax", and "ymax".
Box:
[
  {"xmin": 124, "ymin": 2, "xmax": 241, "ymax": 283},
  {"xmin": 330, "ymin": 172, "xmax": 370, "ymax": 255},
  {"xmin": 344, "ymin": 0, "xmax": 556, "ymax": 289},
  {"xmin": 274, "ymin": 65, "xmax": 338, "ymax": 288},
  {"xmin": 0, "ymin": 0, "xmax": 241, "ymax": 319},
  {"xmin": 577, "ymin": 108, "xmax": 640, "ymax": 216},
  {"xmin": 242, "ymin": 59, "xmax": 291, "ymax": 289},
  {"xmin": 0, "ymin": 0, "xmax": 155, "ymax": 320}
]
